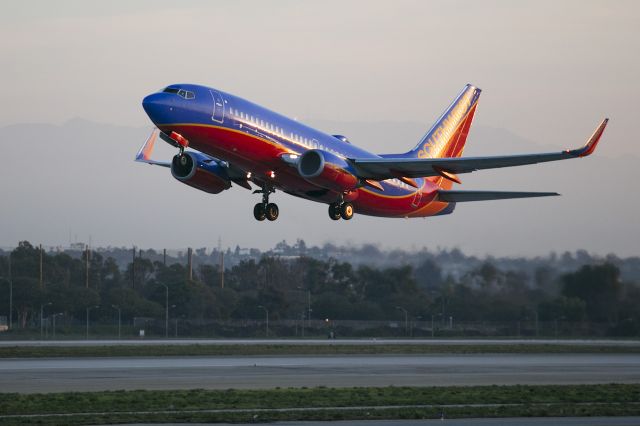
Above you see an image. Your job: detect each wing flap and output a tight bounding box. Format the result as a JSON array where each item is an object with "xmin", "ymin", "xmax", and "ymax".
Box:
[
  {"xmin": 351, "ymin": 119, "xmax": 608, "ymax": 180},
  {"xmin": 437, "ymin": 190, "xmax": 559, "ymax": 202}
]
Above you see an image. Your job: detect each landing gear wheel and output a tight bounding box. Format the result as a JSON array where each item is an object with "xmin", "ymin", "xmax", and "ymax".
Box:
[
  {"xmin": 253, "ymin": 203, "xmax": 266, "ymax": 221},
  {"xmin": 328, "ymin": 204, "xmax": 341, "ymax": 220},
  {"xmin": 340, "ymin": 202, "xmax": 354, "ymax": 220},
  {"xmin": 265, "ymin": 203, "xmax": 279, "ymax": 221}
]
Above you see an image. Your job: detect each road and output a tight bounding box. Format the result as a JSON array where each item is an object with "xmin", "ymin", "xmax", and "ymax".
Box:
[
  {"xmin": 2, "ymin": 353, "xmax": 639, "ymax": 393},
  {"xmin": 1, "ymin": 338, "xmax": 639, "ymax": 347}
]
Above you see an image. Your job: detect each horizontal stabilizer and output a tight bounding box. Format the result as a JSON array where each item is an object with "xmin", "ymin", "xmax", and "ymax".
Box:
[
  {"xmin": 135, "ymin": 129, "xmax": 170, "ymax": 167},
  {"xmin": 437, "ymin": 190, "xmax": 559, "ymax": 202}
]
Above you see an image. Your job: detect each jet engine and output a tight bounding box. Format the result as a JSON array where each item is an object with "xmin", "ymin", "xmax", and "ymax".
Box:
[
  {"xmin": 297, "ymin": 149, "xmax": 359, "ymax": 193},
  {"xmin": 171, "ymin": 152, "xmax": 231, "ymax": 194}
]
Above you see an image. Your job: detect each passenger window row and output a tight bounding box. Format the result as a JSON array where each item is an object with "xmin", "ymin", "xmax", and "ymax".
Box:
[{"xmin": 227, "ymin": 106, "xmax": 344, "ymax": 158}]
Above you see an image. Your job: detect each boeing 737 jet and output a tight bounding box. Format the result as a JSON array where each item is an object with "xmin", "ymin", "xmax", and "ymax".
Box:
[{"xmin": 137, "ymin": 84, "xmax": 607, "ymax": 221}]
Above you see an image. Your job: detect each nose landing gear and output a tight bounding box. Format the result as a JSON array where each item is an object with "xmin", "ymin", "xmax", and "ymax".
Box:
[{"xmin": 253, "ymin": 185, "xmax": 279, "ymax": 221}]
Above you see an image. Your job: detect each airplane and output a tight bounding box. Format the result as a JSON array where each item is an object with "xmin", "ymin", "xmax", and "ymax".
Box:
[{"xmin": 137, "ymin": 83, "xmax": 608, "ymax": 221}]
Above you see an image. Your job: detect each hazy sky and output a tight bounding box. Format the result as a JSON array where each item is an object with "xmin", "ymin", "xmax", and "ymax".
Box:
[{"xmin": 1, "ymin": 1, "xmax": 638, "ymax": 256}]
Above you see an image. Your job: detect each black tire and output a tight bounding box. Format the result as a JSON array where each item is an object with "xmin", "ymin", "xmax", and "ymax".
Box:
[
  {"xmin": 253, "ymin": 203, "xmax": 266, "ymax": 221},
  {"xmin": 266, "ymin": 203, "xmax": 279, "ymax": 221},
  {"xmin": 340, "ymin": 202, "xmax": 354, "ymax": 220},
  {"xmin": 328, "ymin": 204, "xmax": 341, "ymax": 220}
]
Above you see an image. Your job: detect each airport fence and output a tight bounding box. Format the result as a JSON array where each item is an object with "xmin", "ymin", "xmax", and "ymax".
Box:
[{"xmin": 0, "ymin": 317, "xmax": 625, "ymax": 339}]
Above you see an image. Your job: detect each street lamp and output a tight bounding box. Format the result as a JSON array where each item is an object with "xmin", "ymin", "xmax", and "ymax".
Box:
[
  {"xmin": 86, "ymin": 305, "xmax": 99, "ymax": 340},
  {"xmin": 258, "ymin": 305, "xmax": 269, "ymax": 337},
  {"xmin": 7, "ymin": 251, "xmax": 12, "ymax": 330},
  {"xmin": 112, "ymin": 305, "xmax": 121, "ymax": 339},
  {"xmin": 169, "ymin": 304, "xmax": 177, "ymax": 338},
  {"xmin": 296, "ymin": 286, "xmax": 311, "ymax": 337},
  {"xmin": 395, "ymin": 306, "xmax": 409, "ymax": 336},
  {"xmin": 52, "ymin": 313, "xmax": 63, "ymax": 338},
  {"xmin": 159, "ymin": 283, "xmax": 168, "ymax": 338},
  {"xmin": 40, "ymin": 302, "xmax": 52, "ymax": 339}
]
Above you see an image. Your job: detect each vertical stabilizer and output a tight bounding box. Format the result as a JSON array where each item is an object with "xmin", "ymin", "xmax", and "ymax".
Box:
[{"xmin": 407, "ymin": 84, "xmax": 481, "ymax": 159}]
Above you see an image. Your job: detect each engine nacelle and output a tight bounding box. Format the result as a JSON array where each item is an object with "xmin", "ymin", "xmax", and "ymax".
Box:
[
  {"xmin": 171, "ymin": 152, "xmax": 231, "ymax": 194},
  {"xmin": 297, "ymin": 149, "xmax": 359, "ymax": 193}
]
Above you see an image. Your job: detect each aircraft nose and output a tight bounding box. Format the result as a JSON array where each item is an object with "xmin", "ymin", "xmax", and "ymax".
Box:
[
  {"xmin": 142, "ymin": 92, "xmax": 174, "ymax": 125},
  {"xmin": 142, "ymin": 93, "xmax": 162, "ymax": 117}
]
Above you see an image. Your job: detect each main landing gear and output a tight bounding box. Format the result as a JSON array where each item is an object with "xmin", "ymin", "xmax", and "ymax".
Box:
[
  {"xmin": 253, "ymin": 185, "xmax": 279, "ymax": 221},
  {"xmin": 328, "ymin": 201, "xmax": 354, "ymax": 221}
]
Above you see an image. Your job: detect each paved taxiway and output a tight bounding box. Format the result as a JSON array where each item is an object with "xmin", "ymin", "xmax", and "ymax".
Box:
[
  {"xmin": 2, "ymin": 338, "xmax": 639, "ymax": 347},
  {"xmin": 2, "ymin": 353, "xmax": 639, "ymax": 393},
  {"xmin": 123, "ymin": 420, "xmax": 640, "ymax": 426}
]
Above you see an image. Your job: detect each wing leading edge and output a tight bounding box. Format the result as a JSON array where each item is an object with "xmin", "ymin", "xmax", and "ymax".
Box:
[{"xmin": 350, "ymin": 119, "xmax": 608, "ymax": 180}]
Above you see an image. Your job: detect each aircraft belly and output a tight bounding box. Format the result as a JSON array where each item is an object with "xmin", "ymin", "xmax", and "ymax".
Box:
[{"xmin": 161, "ymin": 124, "xmax": 326, "ymax": 194}]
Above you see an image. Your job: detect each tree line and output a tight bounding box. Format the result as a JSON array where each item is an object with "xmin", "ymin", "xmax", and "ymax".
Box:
[{"xmin": 0, "ymin": 241, "xmax": 638, "ymax": 336}]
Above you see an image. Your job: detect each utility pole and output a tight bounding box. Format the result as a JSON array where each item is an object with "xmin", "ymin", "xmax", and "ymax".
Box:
[
  {"xmin": 112, "ymin": 305, "xmax": 121, "ymax": 339},
  {"xmin": 40, "ymin": 302, "xmax": 51, "ymax": 339},
  {"xmin": 39, "ymin": 244, "xmax": 43, "ymax": 288},
  {"xmin": 52, "ymin": 313, "xmax": 62, "ymax": 338},
  {"xmin": 431, "ymin": 314, "xmax": 435, "ymax": 338},
  {"xmin": 86, "ymin": 305, "xmax": 98, "ymax": 339},
  {"xmin": 131, "ymin": 246, "xmax": 136, "ymax": 288},
  {"xmin": 160, "ymin": 284, "xmax": 169, "ymax": 338},
  {"xmin": 8, "ymin": 251, "xmax": 12, "ymax": 330},
  {"xmin": 395, "ymin": 306, "xmax": 409, "ymax": 336},
  {"xmin": 307, "ymin": 290, "xmax": 311, "ymax": 327},
  {"xmin": 85, "ymin": 245, "xmax": 90, "ymax": 288},
  {"xmin": 220, "ymin": 251, "xmax": 224, "ymax": 288},
  {"xmin": 258, "ymin": 305, "xmax": 269, "ymax": 337},
  {"xmin": 218, "ymin": 238, "xmax": 224, "ymax": 288}
]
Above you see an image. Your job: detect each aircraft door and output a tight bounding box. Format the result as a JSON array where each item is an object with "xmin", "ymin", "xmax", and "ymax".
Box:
[
  {"xmin": 210, "ymin": 90, "xmax": 225, "ymax": 123},
  {"xmin": 411, "ymin": 188, "xmax": 422, "ymax": 208}
]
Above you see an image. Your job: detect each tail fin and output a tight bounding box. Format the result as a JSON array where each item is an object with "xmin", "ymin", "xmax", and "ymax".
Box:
[{"xmin": 407, "ymin": 84, "xmax": 481, "ymax": 159}]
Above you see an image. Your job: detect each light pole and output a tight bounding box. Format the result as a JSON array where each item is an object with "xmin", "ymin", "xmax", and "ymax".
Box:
[
  {"xmin": 395, "ymin": 306, "xmax": 409, "ymax": 336},
  {"xmin": 159, "ymin": 283, "xmax": 168, "ymax": 338},
  {"xmin": 52, "ymin": 313, "xmax": 63, "ymax": 338},
  {"xmin": 86, "ymin": 305, "xmax": 99, "ymax": 340},
  {"xmin": 431, "ymin": 314, "xmax": 435, "ymax": 338},
  {"xmin": 170, "ymin": 304, "xmax": 177, "ymax": 338},
  {"xmin": 40, "ymin": 302, "xmax": 52, "ymax": 339},
  {"xmin": 296, "ymin": 286, "xmax": 311, "ymax": 337},
  {"xmin": 7, "ymin": 251, "xmax": 12, "ymax": 330},
  {"xmin": 112, "ymin": 305, "xmax": 121, "ymax": 339},
  {"xmin": 258, "ymin": 305, "xmax": 269, "ymax": 337}
]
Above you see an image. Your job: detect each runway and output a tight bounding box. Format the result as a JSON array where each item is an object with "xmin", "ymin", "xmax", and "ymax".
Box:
[
  {"xmin": 121, "ymin": 420, "xmax": 640, "ymax": 426},
  {"xmin": 1, "ymin": 338, "xmax": 639, "ymax": 347},
  {"xmin": 2, "ymin": 353, "xmax": 639, "ymax": 393}
]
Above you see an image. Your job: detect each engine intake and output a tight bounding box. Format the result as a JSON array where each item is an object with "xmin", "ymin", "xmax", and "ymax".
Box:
[
  {"xmin": 171, "ymin": 152, "xmax": 231, "ymax": 194},
  {"xmin": 297, "ymin": 149, "xmax": 359, "ymax": 192}
]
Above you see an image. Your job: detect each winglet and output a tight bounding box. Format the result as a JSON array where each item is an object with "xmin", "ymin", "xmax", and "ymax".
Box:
[
  {"xmin": 135, "ymin": 128, "xmax": 170, "ymax": 167},
  {"xmin": 569, "ymin": 118, "xmax": 609, "ymax": 157}
]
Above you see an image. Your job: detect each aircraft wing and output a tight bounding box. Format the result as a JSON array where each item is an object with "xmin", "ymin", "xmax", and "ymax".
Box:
[
  {"xmin": 350, "ymin": 119, "xmax": 608, "ymax": 180},
  {"xmin": 135, "ymin": 128, "xmax": 170, "ymax": 167},
  {"xmin": 437, "ymin": 190, "xmax": 558, "ymax": 202}
]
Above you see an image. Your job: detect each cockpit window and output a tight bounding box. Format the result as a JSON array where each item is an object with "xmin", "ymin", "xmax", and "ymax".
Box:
[{"xmin": 163, "ymin": 87, "xmax": 195, "ymax": 99}]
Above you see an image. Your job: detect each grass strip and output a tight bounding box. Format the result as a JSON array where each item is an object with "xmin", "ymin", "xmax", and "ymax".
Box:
[
  {"xmin": 1, "ymin": 343, "xmax": 639, "ymax": 358},
  {"xmin": 1, "ymin": 384, "xmax": 638, "ymax": 415}
]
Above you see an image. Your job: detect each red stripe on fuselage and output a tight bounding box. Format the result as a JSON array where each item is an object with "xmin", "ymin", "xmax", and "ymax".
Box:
[{"xmin": 158, "ymin": 123, "xmax": 452, "ymax": 218}]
